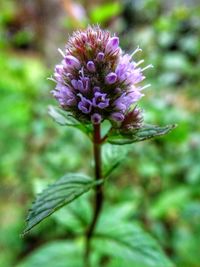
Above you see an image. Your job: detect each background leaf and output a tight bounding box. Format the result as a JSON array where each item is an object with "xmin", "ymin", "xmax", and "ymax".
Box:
[
  {"xmin": 94, "ymin": 222, "xmax": 173, "ymax": 267},
  {"xmin": 23, "ymin": 173, "xmax": 99, "ymax": 236},
  {"xmin": 90, "ymin": 2, "xmax": 121, "ymax": 24}
]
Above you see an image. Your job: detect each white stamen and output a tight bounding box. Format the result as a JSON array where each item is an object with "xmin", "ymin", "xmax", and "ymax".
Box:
[
  {"xmin": 77, "ymin": 93, "xmax": 83, "ymax": 99},
  {"xmin": 142, "ymin": 64, "xmax": 153, "ymax": 71},
  {"xmin": 79, "ymin": 67, "xmax": 84, "ymax": 77},
  {"xmin": 140, "ymin": 84, "xmax": 151, "ymax": 90},
  {"xmin": 58, "ymin": 48, "xmax": 65, "ymax": 57},
  {"xmin": 131, "ymin": 46, "xmax": 142, "ymax": 57},
  {"xmin": 47, "ymin": 76, "xmax": 56, "ymax": 82},
  {"xmin": 135, "ymin": 60, "xmax": 144, "ymax": 67}
]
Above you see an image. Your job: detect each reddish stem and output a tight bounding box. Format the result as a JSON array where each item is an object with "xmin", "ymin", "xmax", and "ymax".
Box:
[{"xmin": 84, "ymin": 124, "xmax": 104, "ymax": 266}]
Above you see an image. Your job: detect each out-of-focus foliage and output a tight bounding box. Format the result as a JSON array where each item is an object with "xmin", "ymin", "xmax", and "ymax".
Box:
[{"xmin": 0, "ymin": 0, "xmax": 200, "ymax": 267}]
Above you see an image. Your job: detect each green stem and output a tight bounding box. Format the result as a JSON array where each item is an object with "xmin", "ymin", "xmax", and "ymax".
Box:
[{"xmin": 84, "ymin": 123, "xmax": 104, "ymax": 266}]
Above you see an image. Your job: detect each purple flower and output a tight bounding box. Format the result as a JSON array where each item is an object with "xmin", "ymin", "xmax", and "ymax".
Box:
[
  {"xmin": 114, "ymin": 89, "xmax": 143, "ymax": 112},
  {"xmin": 71, "ymin": 77, "xmax": 90, "ymax": 93},
  {"xmin": 105, "ymin": 72, "xmax": 117, "ymax": 84},
  {"xmin": 51, "ymin": 26, "xmax": 150, "ymax": 127},
  {"xmin": 115, "ymin": 54, "xmax": 144, "ymax": 85},
  {"xmin": 78, "ymin": 95, "xmax": 92, "ymax": 114},
  {"xmin": 92, "ymin": 92, "xmax": 110, "ymax": 109},
  {"xmin": 52, "ymin": 84, "xmax": 76, "ymax": 107}
]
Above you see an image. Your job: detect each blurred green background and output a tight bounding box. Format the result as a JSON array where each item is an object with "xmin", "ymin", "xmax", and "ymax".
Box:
[{"xmin": 0, "ymin": 0, "xmax": 200, "ymax": 267}]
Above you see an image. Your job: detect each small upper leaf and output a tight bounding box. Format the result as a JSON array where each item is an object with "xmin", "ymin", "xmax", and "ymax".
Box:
[
  {"xmin": 22, "ymin": 173, "xmax": 99, "ymax": 236},
  {"xmin": 107, "ymin": 124, "xmax": 177, "ymax": 145},
  {"xmin": 48, "ymin": 105, "xmax": 92, "ymax": 136},
  {"xmin": 48, "ymin": 105, "xmax": 80, "ymax": 126}
]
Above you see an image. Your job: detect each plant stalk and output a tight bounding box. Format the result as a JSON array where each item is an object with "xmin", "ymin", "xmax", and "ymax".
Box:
[{"xmin": 84, "ymin": 123, "xmax": 104, "ymax": 266}]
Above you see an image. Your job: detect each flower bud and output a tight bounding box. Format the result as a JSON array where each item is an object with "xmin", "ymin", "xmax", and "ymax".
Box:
[
  {"xmin": 91, "ymin": 113, "xmax": 102, "ymax": 124},
  {"xmin": 65, "ymin": 55, "xmax": 81, "ymax": 70},
  {"xmin": 87, "ymin": 61, "xmax": 96, "ymax": 72},
  {"xmin": 97, "ymin": 52, "xmax": 104, "ymax": 61},
  {"xmin": 105, "ymin": 72, "xmax": 117, "ymax": 84},
  {"xmin": 105, "ymin": 37, "xmax": 119, "ymax": 54},
  {"xmin": 111, "ymin": 112, "xmax": 124, "ymax": 122}
]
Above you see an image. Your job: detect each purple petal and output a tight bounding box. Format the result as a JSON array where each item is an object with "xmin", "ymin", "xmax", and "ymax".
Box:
[
  {"xmin": 55, "ymin": 64, "xmax": 63, "ymax": 75},
  {"xmin": 110, "ymin": 112, "xmax": 125, "ymax": 122},
  {"xmin": 78, "ymin": 96, "xmax": 92, "ymax": 114},
  {"xmin": 52, "ymin": 84, "xmax": 76, "ymax": 106},
  {"xmin": 71, "ymin": 79, "xmax": 78, "ymax": 89},
  {"xmin": 77, "ymin": 80, "xmax": 84, "ymax": 91},
  {"xmin": 92, "ymin": 92, "xmax": 110, "ymax": 109},
  {"xmin": 65, "ymin": 55, "xmax": 81, "ymax": 69},
  {"xmin": 115, "ymin": 54, "xmax": 145, "ymax": 85},
  {"xmin": 54, "ymin": 73, "xmax": 63, "ymax": 83},
  {"xmin": 105, "ymin": 37, "xmax": 119, "ymax": 54}
]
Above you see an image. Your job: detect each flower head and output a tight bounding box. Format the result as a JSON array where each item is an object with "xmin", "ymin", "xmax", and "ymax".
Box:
[{"xmin": 51, "ymin": 26, "xmax": 151, "ymax": 127}]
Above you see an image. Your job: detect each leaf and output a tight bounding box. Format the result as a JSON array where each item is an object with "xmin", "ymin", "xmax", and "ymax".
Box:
[
  {"xmin": 16, "ymin": 241, "xmax": 83, "ymax": 267},
  {"xmin": 48, "ymin": 105, "xmax": 92, "ymax": 136},
  {"xmin": 102, "ymin": 144, "xmax": 128, "ymax": 178},
  {"xmin": 149, "ymin": 186, "xmax": 191, "ymax": 219},
  {"xmin": 52, "ymin": 193, "xmax": 92, "ymax": 234},
  {"xmin": 94, "ymin": 223, "xmax": 174, "ymax": 267},
  {"xmin": 107, "ymin": 124, "xmax": 177, "ymax": 145},
  {"xmin": 22, "ymin": 173, "xmax": 100, "ymax": 236},
  {"xmin": 90, "ymin": 2, "xmax": 121, "ymax": 24}
]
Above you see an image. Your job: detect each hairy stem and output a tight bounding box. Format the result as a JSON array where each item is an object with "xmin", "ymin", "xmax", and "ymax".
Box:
[{"xmin": 84, "ymin": 124, "xmax": 104, "ymax": 266}]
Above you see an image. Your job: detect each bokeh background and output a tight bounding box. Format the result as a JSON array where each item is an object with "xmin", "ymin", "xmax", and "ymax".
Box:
[{"xmin": 0, "ymin": 0, "xmax": 200, "ymax": 267}]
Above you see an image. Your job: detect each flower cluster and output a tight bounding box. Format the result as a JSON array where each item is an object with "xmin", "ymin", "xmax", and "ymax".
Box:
[{"xmin": 51, "ymin": 26, "xmax": 152, "ymax": 127}]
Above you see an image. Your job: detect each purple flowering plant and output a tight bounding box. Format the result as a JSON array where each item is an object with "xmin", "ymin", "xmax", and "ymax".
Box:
[{"xmin": 23, "ymin": 26, "xmax": 176, "ymax": 267}]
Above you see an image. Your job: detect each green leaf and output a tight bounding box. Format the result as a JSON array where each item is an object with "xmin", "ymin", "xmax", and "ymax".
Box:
[
  {"xmin": 16, "ymin": 241, "xmax": 83, "ymax": 267},
  {"xmin": 107, "ymin": 124, "xmax": 177, "ymax": 145},
  {"xmin": 22, "ymin": 173, "xmax": 99, "ymax": 236},
  {"xmin": 90, "ymin": 2, "xmax": 121, "ymax": 24},
  {"xmin": 149, "ymin": 186, "xmax": 191, "ymax": 219},
  {"xmin": 48, "ymin": 105, "xmax": 80, "ymax": 126},
  {"xmin": 48, "ymin": 105, "xmax": 92, "ymax": 136},
  {"xmin": 52, "ymin": 193, "xmax": 92, "ymax": 234},
  {"xmin": 102, "ymin": 144, "xmax": 128, "ymax": 178},
  {"xmin": 94, "ymin": 223, "xmax": 173, "ymax": 267}
]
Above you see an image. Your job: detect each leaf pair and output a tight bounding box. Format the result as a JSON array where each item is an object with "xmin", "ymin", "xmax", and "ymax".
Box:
[
  {"xmin": 22, "ymin": 173, "xmax": 174, "ymax": 267},
  {"xmin": 49, "ymin": 105, "xmax": 176, "ymax": 145}
]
